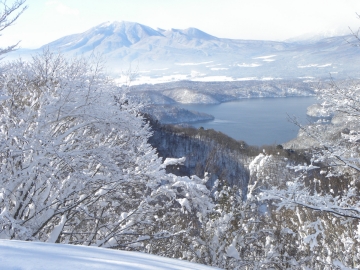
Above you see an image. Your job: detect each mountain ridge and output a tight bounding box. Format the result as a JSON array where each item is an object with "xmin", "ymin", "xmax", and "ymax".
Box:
[{"xmin": 8, "ymin": 20, "xmax": 360, "ymax": 82}]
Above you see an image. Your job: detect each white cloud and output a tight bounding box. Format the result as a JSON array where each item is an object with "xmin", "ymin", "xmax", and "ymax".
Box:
[
  {"xmin": 253, "ymin": 55, "xmax": 276, "ymax": 59},
  {"xmin": 46, "ymin": 1, "xmax": 79, "ymax": 16},
  {"xmin": 237, "ymin": 63, "xmax": 261, "ymax": 68},
  {"xmin": 298, "ymin": 63, "xmax": 332, "ymax": 68},
  {"xmin": 210, "ymin": 67, "xmax": 229, "ymax": 70},
  {"xmin": 175, "ymin": 61, "xmax": 213, "ymax": 66},
  {"xmin": 57, "ymin": 4, "xmax": 79, "ymax": 15}
]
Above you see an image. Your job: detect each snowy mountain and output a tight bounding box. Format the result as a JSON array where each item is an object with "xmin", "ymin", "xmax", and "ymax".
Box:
[
  {"xmin": 285, "ymin": 27, "xmax": 351, "ymax": 44},
  {"xmin": 9, "ymin": 21, "xmax": 360, "ymax": 81},
  {"xmin": 44, "ymin": 21, "xmax": 164, "ymax": 53}
]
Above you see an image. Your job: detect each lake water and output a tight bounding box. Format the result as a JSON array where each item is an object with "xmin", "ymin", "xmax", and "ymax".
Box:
[{"xmin": 176, "ymin": 96, "xmax": 317, "ymax": 146}]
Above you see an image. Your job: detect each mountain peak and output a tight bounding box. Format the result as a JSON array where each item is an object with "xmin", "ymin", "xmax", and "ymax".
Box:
[
  {"xmin": 96, "ymin": 20, "xmax": 139, "ymax": 27},
  {"xmin": 42, "ymin": 20, "xmax": 163, "ymax": 53},
  {"xmin": 181, "ymin": 27, "xmax": 216, "ymax": 40},
  {"xmin": 93, "ymin": 20, "xmax": 161, "ymax": 35},
  {"xmin": 162, "ymin": 27, "xmax": 216, "ymax": 41},
  {"xmin": 286, "ymin": 27, "xmax": 351, "ymax": 44}
]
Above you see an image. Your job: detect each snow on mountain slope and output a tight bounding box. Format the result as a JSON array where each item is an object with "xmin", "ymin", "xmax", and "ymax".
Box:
[
  {"xmin": 37, "ymin": 21, "xmax": 233, "ymax": 60},
  {"xmin": 177, "ymin": 27, "xmax": 217, "ymax": 41},
  {"xmin": 126, "ymin": 90, "xmax": 176, "ymax": 105},
  {"xmin": 162, "ymin": 27, "xmax": 218, "ymax": 44},
  {"xmin": 162, "ymin": 89, "xmax": 220, "ymax": 104},
  {"xmin": 286, "ymin": 27, "xmax": 350, "ymax": 44},
  {"xmin": 142, "ymin": 105, "xmax": 214, "ymax": 124},
  {"xmin": 43, "ymin": 21, "xmax": 164, "ymax": 54},
  {"xmin": 0, "ymin": 240, "xmax": 219, "ymax": 270}
]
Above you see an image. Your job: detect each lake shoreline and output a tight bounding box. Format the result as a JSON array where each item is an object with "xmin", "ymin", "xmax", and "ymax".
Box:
[{"xmin": 171, "ymin": 96, "xmax": 317, "ymax": 146}]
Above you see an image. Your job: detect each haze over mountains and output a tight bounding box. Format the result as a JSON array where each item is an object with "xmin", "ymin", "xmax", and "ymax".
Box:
[{"xmin": 9, "ymin": 21, "xmax": 360, "ymax": 83}]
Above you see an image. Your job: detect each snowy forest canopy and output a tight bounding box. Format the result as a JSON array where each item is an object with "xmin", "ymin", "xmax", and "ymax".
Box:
[{"xmin": 1, "ymin": 1, "xmax": 360, "ymax": 269}]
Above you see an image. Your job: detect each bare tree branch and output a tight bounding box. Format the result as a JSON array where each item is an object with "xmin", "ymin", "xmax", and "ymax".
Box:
[{"xmin": 0, "ymin": 0, "xmax": 27, "ymax": 56}]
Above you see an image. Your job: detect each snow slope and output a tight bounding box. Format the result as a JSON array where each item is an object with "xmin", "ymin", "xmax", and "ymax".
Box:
[
  {"xmin": 0, "ymin": 240, "xmax": 219, "ymax": 270},
  {"xmin": 162, "ymin": 89, "xmax": 220, "ymax": 104}
]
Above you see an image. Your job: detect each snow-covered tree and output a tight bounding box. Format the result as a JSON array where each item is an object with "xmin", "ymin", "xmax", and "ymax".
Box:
[
  {"xmin": 0, "ymin": 51, "xmax": 213, "ymax": 253},
  {"xmin": 259, "ymin": 79, "xmax": 360, "ymax": 269},
  {"xmin": 180, "ymin": 175, "xmax": 303, "ymax": 269}
]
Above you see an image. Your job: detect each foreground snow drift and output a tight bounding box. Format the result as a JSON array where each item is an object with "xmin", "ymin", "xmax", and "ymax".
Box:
[{"xmin": 0, "ymin": 240, "xmax": 219, "ymax": 270}]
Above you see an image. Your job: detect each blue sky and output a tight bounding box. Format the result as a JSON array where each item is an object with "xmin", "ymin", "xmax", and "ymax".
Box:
[{"xmin": 2, "ymin": 0, "xmax": 360, "ymax": 48}]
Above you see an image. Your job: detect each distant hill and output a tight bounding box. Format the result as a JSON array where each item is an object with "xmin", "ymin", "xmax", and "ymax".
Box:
[{"xmin": 8, "ymin": 21, "xmax": 360, "ymax": 82}]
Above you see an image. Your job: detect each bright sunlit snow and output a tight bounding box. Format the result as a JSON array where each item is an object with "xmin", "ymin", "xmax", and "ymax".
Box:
[{"xmin": 0, "ymin": 240, "xmax": 219, "ymax": 270}]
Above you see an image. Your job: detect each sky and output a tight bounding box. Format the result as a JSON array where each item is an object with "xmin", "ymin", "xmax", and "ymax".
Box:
[{"xmin": 2, "ymin": 0, "xmax": 360, "ymax": 49}]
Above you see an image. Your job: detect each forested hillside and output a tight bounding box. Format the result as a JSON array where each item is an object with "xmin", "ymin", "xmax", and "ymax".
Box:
[
  {"xmin": 148, "ymin": 118, "xmax": 309, "ymax": 191},
  {"xmin": 149, "ymin": 120, "xmax": 251, "ymax": 189}
]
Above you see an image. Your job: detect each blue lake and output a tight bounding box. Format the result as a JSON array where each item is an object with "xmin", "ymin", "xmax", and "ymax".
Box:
[{"xmin": 176, "ymin": 96, "xmax": 317, "ymax": 146}]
